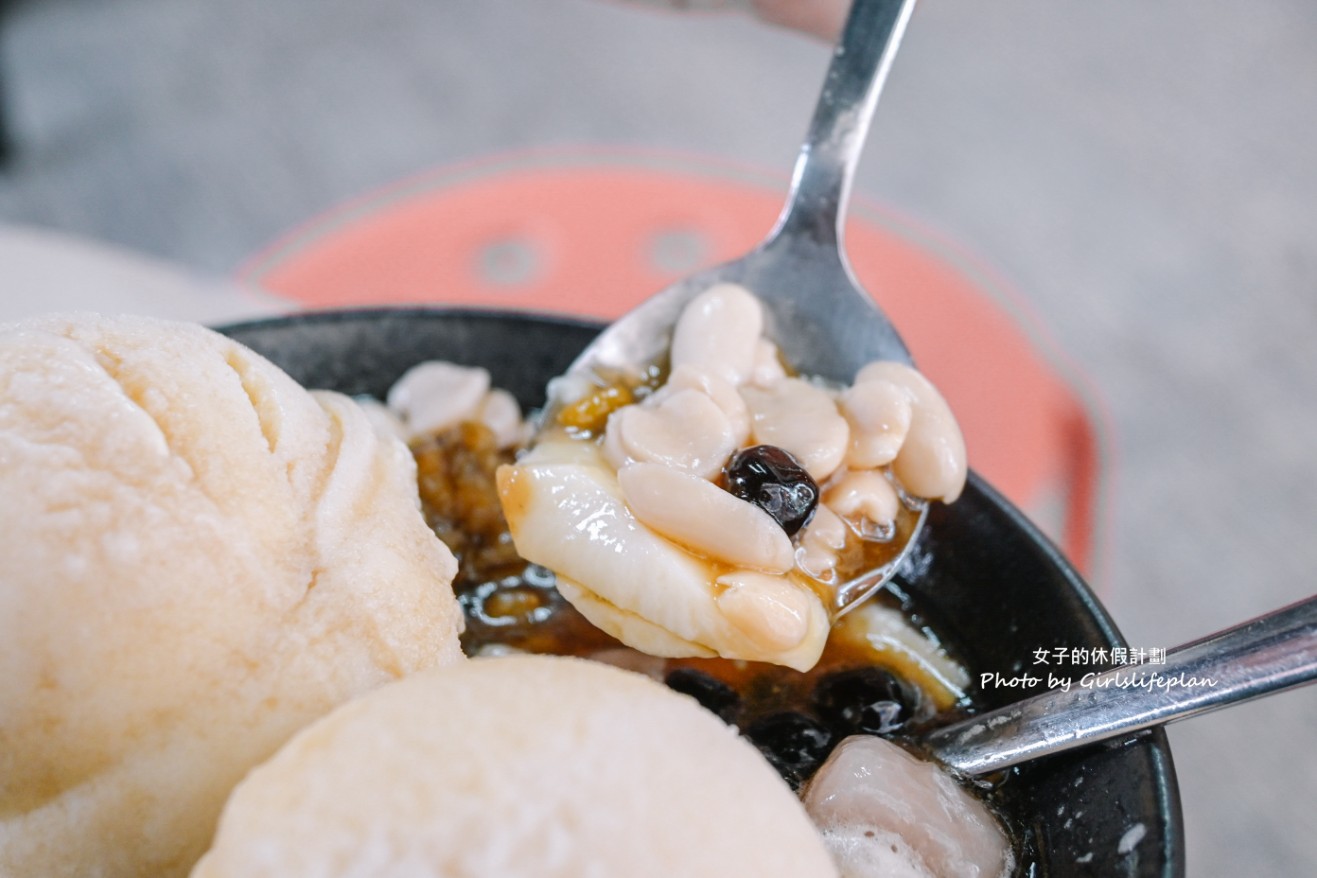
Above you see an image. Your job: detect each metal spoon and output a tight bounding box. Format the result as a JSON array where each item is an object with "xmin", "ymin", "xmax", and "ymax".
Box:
[
  {"xmin": 925, "ymin": 595, "xmax": 1317, "ymax": 776},
  {"xmin": 553, "ymin": 0, "xmax": 921, "ymax": 617}
]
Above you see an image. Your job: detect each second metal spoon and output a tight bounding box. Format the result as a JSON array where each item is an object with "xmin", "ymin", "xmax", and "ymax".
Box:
[{"xmin": 925, "ymin": 595, "xmax": 1317, "ymax": 776}]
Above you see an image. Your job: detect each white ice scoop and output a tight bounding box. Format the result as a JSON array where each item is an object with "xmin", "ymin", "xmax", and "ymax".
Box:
[{"xmin": 554, "ymin": 0, "xmax": 922, "ymax": 617}]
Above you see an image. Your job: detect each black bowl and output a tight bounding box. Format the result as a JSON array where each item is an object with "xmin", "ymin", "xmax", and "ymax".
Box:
[{"xmin": 219, "ymin": 306, "xmax": 1184, "ymax": 877}]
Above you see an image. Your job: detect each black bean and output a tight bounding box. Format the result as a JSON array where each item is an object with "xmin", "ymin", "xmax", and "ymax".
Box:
[
  {"xmin": 812, "ymin": 667, "xmax": 916, "ymax": 736},
  {"xmin": 664, "ymin": 668, "xmax": 741, "ymax": 724},
  {"xmin": 722, "ymin": 445, "xmax": 819, "ymax": 536},
  {"xmin": 742, "ymin": 711, "xmax": 834, "ymax": 789}
]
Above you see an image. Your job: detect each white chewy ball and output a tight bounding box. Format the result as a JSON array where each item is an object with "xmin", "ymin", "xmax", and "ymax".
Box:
[
  {"xmin": 193, "ymin": 655, "xmax": 839, "ymax": 878},
  {"xmin": 0, "ymin": 313, "xmax": 465, "ymax": 876}
]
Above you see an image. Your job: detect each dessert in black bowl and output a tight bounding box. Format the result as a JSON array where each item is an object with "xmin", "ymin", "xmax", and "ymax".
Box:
[{"xmin": 221, "ymin": 306, "xmax": 1184, "ymax": 877}]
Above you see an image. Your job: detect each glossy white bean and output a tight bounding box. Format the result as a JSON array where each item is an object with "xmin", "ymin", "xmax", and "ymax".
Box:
[
  {"xmin": 476, "ymin": 387, "xmax": 525, "ymax": 449},
  {"xmin": 741, "ymin": 377, "xmax": 849, "ymax": 481},
  {"xmin": 796, "ymin": 503, "xmax": 848, "ymax": 582},
  {"xmin": 840, "ymin": 378, "xmax": 912, "ymax": 468},
  {"xmin": 669, "ymin": 283, "xmax": 764, "ymax": 385},
  {"xmin": 606, "ymin": 388, "xmax": 738, "ymax": 480},
  {"xmin": 661, "ymin": 365, "xmax": 752, "ymax": 447},
  {"xmin": 386, "ymin": 361, "xmax": 491, "ymax": 436},
  {"xmin": 824, "ymin": 469, "xmax": 901, "ymax": 528},
  {"xmin": 856, "ymin": 361, "xmax": 967, "ymax": 502},
  {"xmin": 750, "ymin": 338, "xmax": 788, "ymax": 387},
  {"xmin": 714, "ymin": 571, "xmax": 813, "ymax": 652},
  {"xmin": 618, "ymin": 462, "xmax": 794, "ymax": 573}
]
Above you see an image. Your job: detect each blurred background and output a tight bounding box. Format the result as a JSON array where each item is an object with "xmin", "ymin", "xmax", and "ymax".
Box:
[{"xmin": 1, "ymin": 0, "xmax": 1313, "ymax": 873}]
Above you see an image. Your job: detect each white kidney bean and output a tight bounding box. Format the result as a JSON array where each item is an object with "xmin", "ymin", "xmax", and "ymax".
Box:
[
  {"xmin": 670, "ymin": 283, "xmax": 763, "ymax": 385},
  {"xmin": 714, "ymin": 571, "xmax": 812, "ymax": 652},
  {"xmin": 840, "ymin": 378, "xmax": 913, "ymax": 468},
  {"xmin": 750, "ymin": 337, "xmax": 788, "ymax": 387},
  {"xmin": 475, "ymin": 388, "xmax": 525, "ymax": 449},
  {"xmin": 606, "ymin": 387, "xmax": 738, "ymax": 480},
  {"xmin": 661, "ymin": 364, "xmax": 751, "ymax": 447},
  {"xmin": 796, "ymin": 503, "xmax": 848, "ymax": 582},
  {"xmin": 856, "ymin": 362, "xmax": 967, "ymax": 502},
  {"xmin": 824, "ymin": 469, "xmax": 901, "ymax": 529},
  {"xmin": 617, "ymin": 462, "xmax": 794, "ymax": 573},
  {"xmin": 386, "ymin": 361, "xmax": 491, "ymax": 435},
  {"xmin": 741, "ymin": 377, "xmax": 849, "ymax": 481},
  {"xmin": 545, "ymin": 371, "xmax": 595, "ymax": 408}
]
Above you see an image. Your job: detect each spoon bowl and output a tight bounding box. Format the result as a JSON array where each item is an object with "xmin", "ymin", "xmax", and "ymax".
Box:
[{"xmin": 555, "ymin": 0, "xmax": 922, "ymax": 617}]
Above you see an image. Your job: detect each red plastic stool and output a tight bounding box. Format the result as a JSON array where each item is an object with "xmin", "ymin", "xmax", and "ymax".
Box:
[{"xmin": 241, "ymin": 148, "xmax": 1105, "ymax": 576}]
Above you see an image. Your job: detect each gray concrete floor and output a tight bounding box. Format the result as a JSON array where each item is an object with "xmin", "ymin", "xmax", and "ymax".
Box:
[{"xmin": 3, "ymin": 0, "xmax": 1315, "ymax": 873}]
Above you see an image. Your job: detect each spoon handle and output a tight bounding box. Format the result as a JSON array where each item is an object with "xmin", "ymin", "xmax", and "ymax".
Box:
[
  {"xmin": 772, "ymin": 0, "xmax": 917, "ymax": 248},
  {"xmin": 924, "ymin": 595, "xmax": 1317, "ymax": 776}
]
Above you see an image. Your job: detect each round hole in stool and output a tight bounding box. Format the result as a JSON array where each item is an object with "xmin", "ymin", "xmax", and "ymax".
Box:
[
  {"xmin": 478, "ymin": 237, "xmax": 541, "ymax": 288},
  {"xmin": 649, "ymin": 227, "xmax": 709, "ymax": 275}
]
